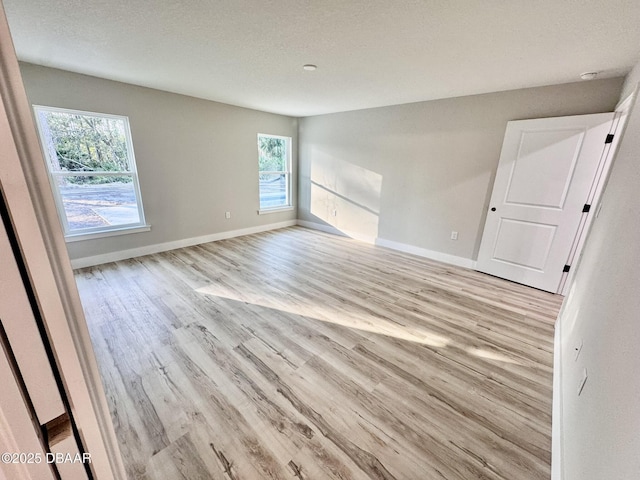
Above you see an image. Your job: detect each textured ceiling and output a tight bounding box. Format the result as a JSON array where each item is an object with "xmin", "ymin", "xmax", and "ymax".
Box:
[{"xmin": 4, "ymin": 0, "xmax": 640, "ymax": 117}]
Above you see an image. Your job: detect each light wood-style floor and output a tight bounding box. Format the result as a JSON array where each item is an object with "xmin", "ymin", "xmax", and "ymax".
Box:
[{"xmin": 75, "ymin": 226, "xmax": 563, "ymax": 480}]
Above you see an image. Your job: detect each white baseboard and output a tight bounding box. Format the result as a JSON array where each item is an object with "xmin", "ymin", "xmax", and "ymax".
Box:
[
  {"xmin": 71, "ymin": 220, "xmax": 297, "ymax": 269},
  {"xmin": 552, "ymin": 320, "xmax": 563, "ymax": 480},
  {"xmin": 298, "ymin": 220, "xmax": 475, "ymax": 269},
  {"xmin": 296, "ymin": 219, "xmax": 379, "ymax": 244},
  {"xmin": 75, "ymin": 218, "xmax": 476, "ymax": 271},
  {"xmin": 375, "ymin": 237, "xmax": 475, "ymax": 269},
  {"xmin": 296, "ymin": 219, "xmax": 347, "ymax": 237}
]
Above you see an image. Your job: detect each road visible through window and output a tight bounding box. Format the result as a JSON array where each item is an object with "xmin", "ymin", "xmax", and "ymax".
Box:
[
  {"xmin": 259, "ymin": 175, "xmax": 287, "ymax": 208},
  {"xmin": 59, "ymin": 181, "xmax": 140, "ymax": 229}
]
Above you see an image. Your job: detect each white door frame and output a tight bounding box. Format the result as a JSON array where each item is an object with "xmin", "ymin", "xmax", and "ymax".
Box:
[
  {"xmin": 0, "ymin": 3, "xmax": 126, "ymax": 479},
  {"xmin": 558, "ymin": 93, "xmax": 636, "ymax": 295}
]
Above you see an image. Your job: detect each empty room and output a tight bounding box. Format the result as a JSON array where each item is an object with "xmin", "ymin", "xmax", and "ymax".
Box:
[{"xmin": 0, "ymin": 1, "xmax": 639, "ymax": 480}]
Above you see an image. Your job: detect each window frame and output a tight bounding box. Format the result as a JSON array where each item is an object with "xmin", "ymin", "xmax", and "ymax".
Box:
[
  {"xmin": 32, "ymin": 105, "xmax": 149, "ymax": 240},
  {"xmin": 257, "ymin": 133, "xmax": 293, "ymax": 214}
]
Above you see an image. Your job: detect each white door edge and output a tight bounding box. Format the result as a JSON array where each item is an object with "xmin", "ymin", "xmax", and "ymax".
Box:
[{"xmin": 560, "ymin": 90, "xmax": 638, "ymax": 295}]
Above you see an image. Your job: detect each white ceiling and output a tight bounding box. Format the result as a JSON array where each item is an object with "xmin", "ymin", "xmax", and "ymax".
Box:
[{"xmin": 4, "ymin": 0, "xmax": 640, "ymax": 117}]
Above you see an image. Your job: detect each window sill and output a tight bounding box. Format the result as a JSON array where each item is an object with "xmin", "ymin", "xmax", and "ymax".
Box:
[
  {"xmin": 257, "ymin": 206, "xmax": 294, "ymax": 215},
  {"xmin": 65, "ymin": 225, "xmax": 151, "ymax": 243}
]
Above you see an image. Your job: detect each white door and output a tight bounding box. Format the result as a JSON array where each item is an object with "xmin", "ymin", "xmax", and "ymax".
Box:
[{"xmin": 476, "ymin": 113, "xmax": 614, "ymax": 293}]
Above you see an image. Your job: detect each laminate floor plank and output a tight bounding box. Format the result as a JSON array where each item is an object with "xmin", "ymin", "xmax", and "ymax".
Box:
[
  {"xmin": 218, "ymin": 239, "xmax": 553, "ymax": 402},
  {"xmin": 354, "ymin": 337, "xmax": 552, "ymax": 442},
  {"xmin": 270, "ymin": 228, "xmax": 560, "ymax": 322},
  {"xmin": 284, "ymin": 355, "xmax": 483, "ymax": 480},
  {"xmin": 234, "ymin": 340, "xmax": 419, "ymax": 480},
  {"xmin": 215, "ymin": 234, "xmax": 554, "ymax": 369},
  {"xmin": 296, "ymin": 356, "xmax": 509, "ymax": 480},
  {"xmin": 75, "ymin": 226, "xmax": 562, "ymax": 479},
  {"xmin": 166, "ymin": 341, "xmax": 293, "ymax": 479}
]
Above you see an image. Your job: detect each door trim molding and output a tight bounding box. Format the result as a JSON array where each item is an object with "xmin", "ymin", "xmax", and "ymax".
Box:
[{"xmin": 559, "ymin": 93, "xmax": 637, "ymax": 294}]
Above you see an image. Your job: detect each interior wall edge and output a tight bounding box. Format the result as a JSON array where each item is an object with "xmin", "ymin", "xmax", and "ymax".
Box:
[{"xmin": 553, "ymin": 61, "xmax": 640, "ymax": 479}]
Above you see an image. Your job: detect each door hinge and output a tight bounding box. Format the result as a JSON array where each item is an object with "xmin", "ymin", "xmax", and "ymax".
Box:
[
  {"xmin": 582, "ymin": 203, "xmax": 591, "ymax": 213},
  {"xmin": 563, "ymin": 265, "xmax": 571, "ymax": 273},
  {"xmin": 605, "ymin": 134, "xmax": 614, "ymax": 144}
]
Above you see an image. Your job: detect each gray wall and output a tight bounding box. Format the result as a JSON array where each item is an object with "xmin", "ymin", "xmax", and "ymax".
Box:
[
  {"xmin": 298, "ymin": 78, "xmax": 623, "ymax": 261},
  {"xmin": 19, "ymin": 63, "xmax": 298, "ymax": 260},
  {"xmin": 557, "ymin": 64, "xmax": 640, "ymax": 479}
]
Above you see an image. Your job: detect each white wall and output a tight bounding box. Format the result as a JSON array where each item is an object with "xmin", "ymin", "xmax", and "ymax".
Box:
[
  {"xmin": 298, "ymin": 79, "xmax": 623, "ymax": 263},
  {"xmin": 620, "ymin": 60, "xmax": 640, "ymax": 100},
  {"xmin": 19, "ymin": 63, "xmax": 298, "ymax": 261},
  {"xmin": 556, "ymin": 63, "xmax": 640, "ymax": 479}
]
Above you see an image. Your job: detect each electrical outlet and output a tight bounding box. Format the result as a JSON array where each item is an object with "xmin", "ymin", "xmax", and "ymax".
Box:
[
  {"xmin": 225, "ymin": 211, "xmax": 231, "ymax": 219},
  {"xmin": 450, "ymin": 231, "xmax": 458, "ymax": 240}
]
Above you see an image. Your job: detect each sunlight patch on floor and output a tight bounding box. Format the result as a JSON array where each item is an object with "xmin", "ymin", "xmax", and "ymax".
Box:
[
  {"xmin": 194, "ymin": 283, "xmax": 451, "ymax": 348},
  {"xmin": 195, "ymin": 283, "xmax": 524, "ymax": 364},
  {"xmin": 466, "ymin": 347, "xmax": 522, "ymax": 365}
]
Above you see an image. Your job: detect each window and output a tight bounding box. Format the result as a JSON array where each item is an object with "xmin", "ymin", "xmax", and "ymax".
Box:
[
  {"xmin": 258, "ymin": 133, "xmax": 292, "ymax": 212},
  {"xmin": 33, "ymin": 106, "xmax": 147, "ymax": 239}
]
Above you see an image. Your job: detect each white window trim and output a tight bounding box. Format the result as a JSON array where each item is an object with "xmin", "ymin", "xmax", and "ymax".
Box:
[
  {"xmin": 258, "ymin": 206, "xmax": 295, "ymax": 215},
  {"xmin": 32, "ymin": 105, "xmax": 149, "ymax": 240},
  {"xmin": 257, "ymin": 133, "xmax": 293, "ymax": 212},
  {"xmin": 65, "ymin": 224, "xmax": 151, "ymax": 243}
]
